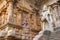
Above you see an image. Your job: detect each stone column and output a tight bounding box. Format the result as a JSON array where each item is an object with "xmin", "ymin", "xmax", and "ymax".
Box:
[{"xmin": 7, "ymin": 0, "xmax": 13, "ymax": 23}]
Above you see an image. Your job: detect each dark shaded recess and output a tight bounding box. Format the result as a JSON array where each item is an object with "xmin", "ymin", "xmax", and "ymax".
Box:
[
  {"xmin": 31, "ymin": 29, "xmax": 40, "ymax": 33},
  {"xmin": 7, "ymin": 36, "xmax": 21, "ymax": 40},
  {"xmin": 35, "ymin": 3, "xmax": 38, "ymax": 7},
  {"xmin": 57, "ymin": 0, "xmax": 60, "ymax": 5},
  {"xmin": 30, "ymin": 14, "xmax": 33, "ymax": 18},
  {"xmin": 35, "ymin": 2, "xmax": 40, "ymax": 7},
  {"xmin": 43, "ymin": 30, "xmax": 51, "ymax": 36},
  {"xmin": 33, "ymin": 9, "xmax": 39, "ymax": 16},
  {"xmin": 16, "ymin": 6, "xmax": 23, "ymax": 12},
  {"xmin": 30, "ymin": 5, "xmax": 33, "ymax": 8},
  {"xmin": 22, "ymin": 10, "xmax": 29, "ymax": 14},
  {"xmin": 26, "ymin": 23, "xmax": 28, "ymax": 26},
  {"xmin": 13, "ymin": 0, "xmax": 18, "ymax": 7},
  {"xmin": 35, "ymin": 0, "xmax": 41, "ymax": 6},
  {"xmin": 35, "ymin": 0, "xmax": 41, "ymax": 2},
  {"xmin": 35, "ymin": 9, "xmax": 39, "ymax": 16}
]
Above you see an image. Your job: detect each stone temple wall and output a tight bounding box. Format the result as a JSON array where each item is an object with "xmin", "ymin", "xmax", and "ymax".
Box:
[{"xmin": 0, "ymin": 0, "xmax": 41, "ymax": 40}]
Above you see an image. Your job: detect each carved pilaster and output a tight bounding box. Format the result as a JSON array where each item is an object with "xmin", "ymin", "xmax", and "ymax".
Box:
[{"xmin": 7, "ymin": 0, "xmax": 13, "ymax": 23}]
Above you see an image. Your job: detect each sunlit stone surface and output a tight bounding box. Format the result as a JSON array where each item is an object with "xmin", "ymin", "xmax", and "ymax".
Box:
[{"xmin": 0, "ymin": 0, "xmax": 60, "ymax": 40}]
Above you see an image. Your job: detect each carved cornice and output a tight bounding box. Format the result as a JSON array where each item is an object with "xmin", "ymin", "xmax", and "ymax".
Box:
[{"xmin": 0, "ymin": 0, "xmax": 36, "ymax": 14}]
